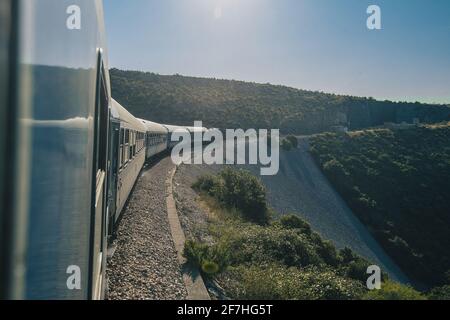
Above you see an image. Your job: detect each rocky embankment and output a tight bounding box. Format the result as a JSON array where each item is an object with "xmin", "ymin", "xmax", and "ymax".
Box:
[{"xmin": 107, "ymin": 157, "xmax": 187, "ymax": 300}]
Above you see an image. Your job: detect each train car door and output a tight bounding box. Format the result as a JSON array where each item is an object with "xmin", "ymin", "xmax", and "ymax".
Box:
[
  {"xmin": 90, "ymin": 53, "xmax": 109, "ymax": 300},
  {"xmin": 108, "ymin": 120, "xmax": 120, "ymax": 235}
]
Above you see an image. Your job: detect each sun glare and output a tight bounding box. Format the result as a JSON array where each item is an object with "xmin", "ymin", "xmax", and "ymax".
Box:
[{"xmin": 214, "ymin": 6, "xmax": 223, "ymax": 19}]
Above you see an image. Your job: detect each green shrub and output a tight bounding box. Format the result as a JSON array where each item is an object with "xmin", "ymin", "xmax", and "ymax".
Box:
[
  {"xmin": 183, "ymin": 240, "xmax": 210, "ymax": 268},
  {"xmin": 201, "ymin": 261, "xmax": 220, "ymax": 275},
  {"xmin": 364, "ymin": 281, "xmax": 426, "ymax": 300},
  {"xmin": 219, "ymin": 168, "xmax": 270, "ymax": 224},
  {"xmin": 279, "ymin": 214, "xmax": 312, "ymax": 235},
  {"xmin": 183, "ymin": 240, "xmax": 230, "ymax": 276},
  {"xmin": 340, "ymin": 247, "xmax": 357, "ymax": 264},
  {"xmin": 195, "ymin": 168, "xmax": 271, "ymax": 224},
  {"xmin": 223, "ymin": 265, "xmax": 365, "ymax": 300},
  {"xmin": 192, "ymin": 174, "xmax": 223, "ymax": 197},
  {"xmin": 316, "ymin": 240, "xmax": 340, "ymax": 267},
  {"xmin": 345, "ymin": 260, "xmax": 373, "ymax": 283},
  {"xmin": 427, "ymin": 285, "xmax": 450, "ymax": 300},
  {"xmin": 221, "ymin": 223, "xmax": 323, "ymax": 268}
]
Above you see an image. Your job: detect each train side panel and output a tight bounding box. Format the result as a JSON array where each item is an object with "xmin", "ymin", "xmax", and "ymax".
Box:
[
  {"xmin": 5, "ymin": 0, "xmax": 109, "ymax": 299},
  {"xmin": 111, "ymin": 100, "xmax": 146, "ymax": 226},
  {"xmin": 115, "ymin": 149, "xmax": 145, "ymax": 220}
]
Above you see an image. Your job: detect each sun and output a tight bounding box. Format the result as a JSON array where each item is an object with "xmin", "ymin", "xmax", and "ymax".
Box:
[{"xmin": 214, "ymin": 6, "xmax": 223, "ymax": 19}]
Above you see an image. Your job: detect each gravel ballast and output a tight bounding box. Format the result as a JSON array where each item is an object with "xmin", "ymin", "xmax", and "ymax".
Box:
[{"xmin": 107, "ymin": 156, "xmax": 187, "ymax": 300}]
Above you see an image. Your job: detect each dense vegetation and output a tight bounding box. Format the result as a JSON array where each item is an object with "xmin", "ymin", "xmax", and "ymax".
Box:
[
  {"xmin": 186, "ymin": 168, "xmax": 426, "ymax": 300},
  {"xmin": 310, "ymin": 123, "xmax": 450, "ymax": 288},
  {"xmin": 111, "ymin": 69, "xmax": 450, "ymax": 135}
]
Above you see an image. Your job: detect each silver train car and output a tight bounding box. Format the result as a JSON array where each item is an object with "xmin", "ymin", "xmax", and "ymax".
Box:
[
  {"xmin": 162, "ymin": 124, "xmax": 188, "ymax": 149},
  {"xmin": 1, "ymin": 0, "xmax": 112, "ymax": 300},
  {"xmin": 0, "ymin": 0, "xmax": 207, "ymax": 300},
  {"xmin": 109, "ymin": 100, "xmax": 147, "ymax": 228},
  {"xmin": 139, "ymin": 119, "xmax": 169, "ymax": 158}
]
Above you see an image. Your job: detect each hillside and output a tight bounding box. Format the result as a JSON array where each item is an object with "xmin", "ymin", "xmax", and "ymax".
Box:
[
  {"xmin": 110, "ymin": 69, "xmax": 450, "ymax": 134},
  {"xmin": 310, "ymin": 123, "xmax": 450, "ymax": 288},
  {"xmin": 180, "ymin": 168, "xmax": 424, "ymax": 300}
]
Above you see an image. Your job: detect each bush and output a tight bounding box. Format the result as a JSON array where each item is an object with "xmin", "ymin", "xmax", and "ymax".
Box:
[
  {"xmin": 183, "ymin": 240, "xmax": 230, "ymax": 276},
  {"xmin": 364, "ymin": 281, "xmax": 426, "ymax": 300},
  {"xmin": 219, "ymin": 168, "xmax": 270, "ymax": 224},
  {"xmin": 340, "ymin": 247, "xmax": 357, "ymax": 264},
  {"xmin": 222, "ymin": 265, "xmax": 366, "ymax": 300},
  {"xmin": 194, "ymin": 168, "xmax": 271, "ymax": 224},
  {"xmin": 201, "ymin": 261, "xmax": 220, "ymax": 275},
  {"xmin": 210, "ymin": 216, "xmax": 359, "ymax": 272},
  {"xmin": 345, "ymin": 260, "xmax": 373, "ymax": 283},
  {"xmin": 427, "ymin": 285, "xmax": 450, "ymax": 300},
  {"xmin": 279, "ymin": 214, "xmax": 312, "ymax": 235},
  {"xmin": 192, "ymin": 174, "xmax": 219, "ymax": 196},
  {"xmin": 316, "ymin": 240, "xmax": 340, "ymax": 267},
  {"xmin": 219, "ymin": 223, "xmax": 323, "ymax": 268},
  {"xmin": 183, "ymin": 240, "xmax": 210, "ymax": 268}
]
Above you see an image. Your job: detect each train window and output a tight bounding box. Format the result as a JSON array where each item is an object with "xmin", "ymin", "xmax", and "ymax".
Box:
[
  {"xmin": 133, "ymin": 131, "xmax": 136, "ymax": 156},
  {"xmin": 132, "ymin": 131, "xmax": 135, "ymax": 157},
  {"xmin": 134, "ymin": 131, "xmax": 137, "ymax": 155},
  {"xmin": 137, "ymin": 132, "xmax": 141, "ymax": 152},
  {"xmin": 138, "ymin": 132, "xmax": 141, "ymax": 151},
  {"xmin": 119, "ymin": 128, "xmax": 124, "ymax": 168},
  {"xmin": 120, "ymin": 129, "xmax": 124, "ymax": 145},
  {"xmin": 129, "ymin": 131, "xmax": 132, "ymax": 158},
  {"xmin": 124, "ymin": 129, "xmax": 128, "ymax": 163}
]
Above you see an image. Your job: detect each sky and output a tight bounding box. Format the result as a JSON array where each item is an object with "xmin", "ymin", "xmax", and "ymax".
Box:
[{"xmin": 104, "ymin": 0, "xmax": 450, "ymax": 104}]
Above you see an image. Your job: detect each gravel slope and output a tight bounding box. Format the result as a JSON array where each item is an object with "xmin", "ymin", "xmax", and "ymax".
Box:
[
  {"xmin": 256, "ymin": 138, "xmax": 410, "ymax": 284},
  {"xmin": 107, "ymin": 157, "xmax": 187, "ymax": 300}
]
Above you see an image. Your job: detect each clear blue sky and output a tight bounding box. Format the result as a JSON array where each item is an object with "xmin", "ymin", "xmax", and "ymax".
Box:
[{"xmin": 104, "ymin": 0, "xmax": 450, "ymax": 104}]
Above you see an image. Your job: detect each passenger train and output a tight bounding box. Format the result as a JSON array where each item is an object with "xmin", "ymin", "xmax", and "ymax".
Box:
[{"xmin": 0, "ymin": 0, "xmax": 206, "ymax": 300}]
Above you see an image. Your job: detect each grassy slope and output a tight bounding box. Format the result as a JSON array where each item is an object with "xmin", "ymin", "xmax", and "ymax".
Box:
[
  {"xmin": 187, "ymin": 170, "xmax": 426, "ymax": 300},
  {"xmin": 310, "ymin": 123, "xmax": 450, "ymax": 287}
]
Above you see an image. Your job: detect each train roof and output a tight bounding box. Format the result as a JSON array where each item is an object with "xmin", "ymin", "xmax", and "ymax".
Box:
[
  {"xmin": 111, "ymin": 99, "xmax": 146, "ymax": 131},
  {"xmin": 185, "ymin": 126, "xmax": 208, "ymax": 134},
  {"xmin": 162, "ymin": 124, "xmax": 189, "ymax": 133},
  {"xmin": 162, "ymin": 124, "xmax": 208, "ymax": 133},
  {"xmin": 138, "ymin": 119, "xmax": 168, "ymax": 134}
]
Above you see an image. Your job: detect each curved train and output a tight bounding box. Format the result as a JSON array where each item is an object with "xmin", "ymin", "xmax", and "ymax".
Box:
[{"xmin": 0, "ymin": 0, "xmax": 206, "ymax": 299}]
